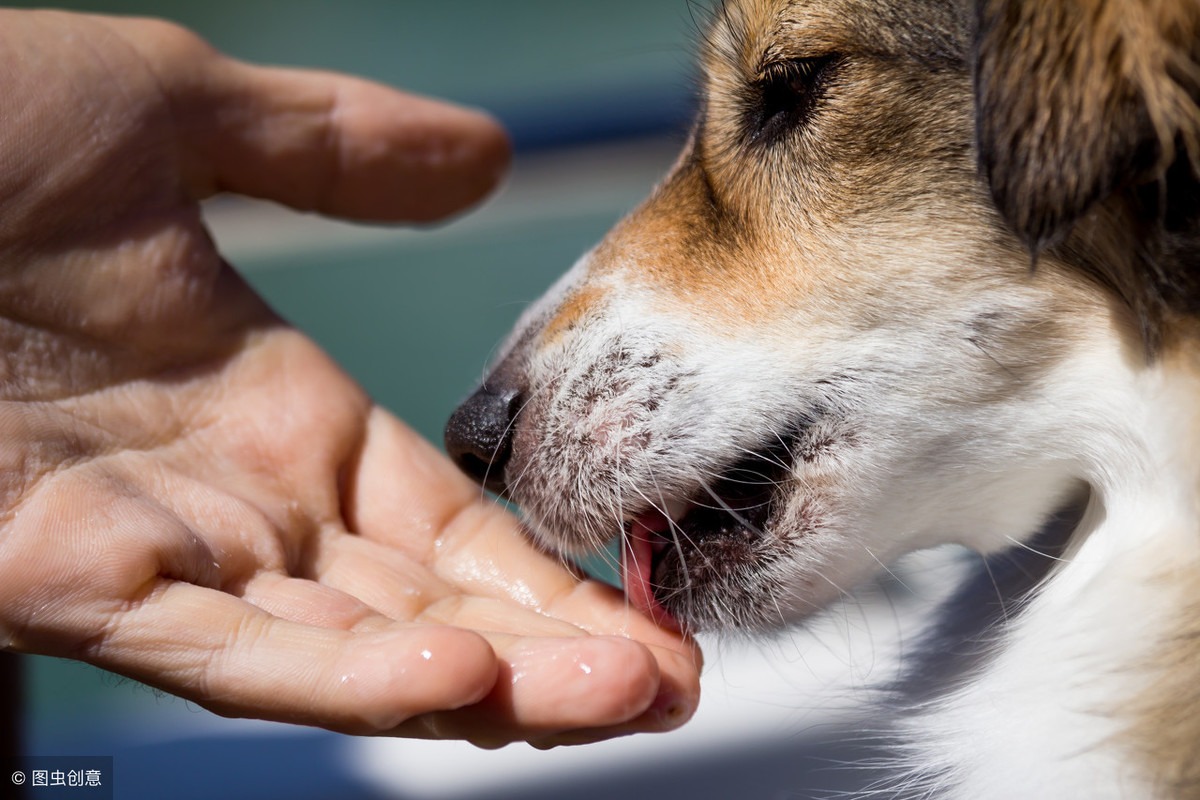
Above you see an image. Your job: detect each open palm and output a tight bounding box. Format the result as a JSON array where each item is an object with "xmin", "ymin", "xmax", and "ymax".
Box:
[{"xmin": 0, "ymin": 10, "xmax": 699, "ymax": 748}]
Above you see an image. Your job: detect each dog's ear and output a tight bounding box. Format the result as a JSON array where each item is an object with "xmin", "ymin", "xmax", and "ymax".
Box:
[{"xmin": 974, "ymin": 0, "xmax": 1200, "ymax": 255}]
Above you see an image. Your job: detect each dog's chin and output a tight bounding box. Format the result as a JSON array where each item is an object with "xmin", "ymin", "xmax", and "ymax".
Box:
[
  {"xmin": 622, "ymin": 509, "xmax": 826, "ymax": 634},
  {"xmin": 613, "ymin": 429, "xmax": 835, "ymax": 634},
  {"xmin": 625, "ymin": 510, "xmax": 788, "ymax": 634}
]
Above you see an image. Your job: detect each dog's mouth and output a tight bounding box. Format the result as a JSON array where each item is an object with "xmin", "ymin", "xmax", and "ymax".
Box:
[{"xmin": 620, "ymin": 434, "xmax": 796, "ymax": 632}]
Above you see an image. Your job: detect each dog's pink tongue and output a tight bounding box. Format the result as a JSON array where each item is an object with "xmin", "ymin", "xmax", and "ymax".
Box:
[{"xmin": 622, "ymin": 513, "xmax": 683, "ymax": 633}]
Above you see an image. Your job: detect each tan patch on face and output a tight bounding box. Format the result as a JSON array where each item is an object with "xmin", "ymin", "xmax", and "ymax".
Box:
[
  {"xmin": 539, "ymin": 285, "xmax": 609, "ymax": 346},
  {"xmin": 588, "ymin": 144, "xmax": 808, "ymax": 324},
  {"xmin": 578, "ymin": 0, "xmax": 981, "ymax": 334}
]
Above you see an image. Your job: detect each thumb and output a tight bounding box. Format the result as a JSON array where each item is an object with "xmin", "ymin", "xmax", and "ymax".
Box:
[{"xmin": 109, "ymin": 16, "xmax": 512, "ymax": 223}]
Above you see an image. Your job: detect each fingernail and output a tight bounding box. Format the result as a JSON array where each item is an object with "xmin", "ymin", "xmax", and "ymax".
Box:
[{"xmin": 648, "ymin": 683, "xmax": 697, "ymax": 729}]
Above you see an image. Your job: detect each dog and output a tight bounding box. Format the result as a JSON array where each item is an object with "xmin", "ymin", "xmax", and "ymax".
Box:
[{"xmin": 445, "ymin": 1, "xmax": 1200, "ymax": 797}]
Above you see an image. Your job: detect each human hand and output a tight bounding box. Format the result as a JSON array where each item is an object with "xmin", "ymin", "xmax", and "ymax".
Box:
[{"xmin": 0, "ymin": 10, "xmax": 700, "ymax": 747}]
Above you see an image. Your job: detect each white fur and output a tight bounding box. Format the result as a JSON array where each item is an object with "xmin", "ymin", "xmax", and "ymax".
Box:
[
  {"xmin": 881, "ymin": 322, "xmax": 1200, "ymax": 798},
  {"xmin": 499, "ymin": 238, "xmax": 1197, "ymax": 795}
]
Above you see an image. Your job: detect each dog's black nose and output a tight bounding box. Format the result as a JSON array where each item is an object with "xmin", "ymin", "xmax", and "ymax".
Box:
[{"xmin": 444, "ymin": 382, "xmax": 522, "ymax": 494}]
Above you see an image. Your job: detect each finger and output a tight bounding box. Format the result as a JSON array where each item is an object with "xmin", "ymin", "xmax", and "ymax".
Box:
[
  {"xmin": 302, "ymin": 525, "xmax": 458, "ymax": 621},
  {"xmin": 546, "ymin": 642, "xmax": 701, "ymax": 741},
  {"xmin": 87, "ymin": 579, "xmax": 499, "ymax": 734},
  {"xmin": 311, "ymin": 529, "xmax": 583, "ymax": 636},
  {"xmin": 341, "ymin": 406, "xmax": 484, "ymax": 555},
  {"xmin": 424, "ymin": 528, "xmax": 705, "ymax": 734},
  {"xmin": 343, "ymin": 408, "xmax": 703, "ymax": 660},
  {"xmin": 249, "ymin": 533, "xmax": 700, "ymax": 742},
  {"xmin": 538, "ymin": 579, "xmax": 705, "ymax": 659},
  {"xmin": 426, "ymin": 505, "xmax": 703, "ymax": 661},
  {"xmin": 239, "ymin": 573, "xmax": 393, "ymax": 633},
  {"xmin": 477, "ymin": 637, "xmax": 700, "ymax": 743},
  {"xmin": 390, "ymin": 634, "xmax": 672, "ymax": 746},
  {"xmin": 201, "ymin": 65, "xmax": 512, "ymax": 222},
  {"xmin": 526, "ymin": 648, "xmax": 702, "ymax": 748},
  {"xmin": 103, "ymin": 17, "xmax": 511, "ymax": 222},
  {"xmin": 412, "ymin": 582, "xmax": 702, "ymax": 741}
]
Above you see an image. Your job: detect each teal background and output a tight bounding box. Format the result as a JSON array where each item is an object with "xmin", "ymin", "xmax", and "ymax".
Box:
[
  {"xmin": 12, "ymin": 0, "xmax": 701, "ymax": 112},
  {"xmin": 244, "ymin": 214, "xmax": 622, "ymax": 452}
]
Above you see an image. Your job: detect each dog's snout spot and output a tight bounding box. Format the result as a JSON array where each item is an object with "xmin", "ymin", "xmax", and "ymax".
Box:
[{"xmin": 445, "ymin": 383, "xmax": 522, "ymax": 494}]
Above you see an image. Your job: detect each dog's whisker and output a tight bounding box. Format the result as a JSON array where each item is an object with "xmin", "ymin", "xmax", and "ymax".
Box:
[{"xmin": 862, "ymin": 546, "xmax": 911, "ymax": 594}]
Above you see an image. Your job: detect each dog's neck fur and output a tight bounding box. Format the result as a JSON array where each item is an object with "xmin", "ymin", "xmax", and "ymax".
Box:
[{"xmin": 891, "ymin": 334, "xmax": 1200, "ymax": 800}]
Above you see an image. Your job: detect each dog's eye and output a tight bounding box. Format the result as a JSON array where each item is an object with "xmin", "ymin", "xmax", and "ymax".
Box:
[{"xmin": 745, "ymin": 55, "xmax": 840, "ymax": 145}]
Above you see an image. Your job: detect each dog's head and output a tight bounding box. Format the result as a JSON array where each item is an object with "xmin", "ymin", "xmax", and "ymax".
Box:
[{"xmin": 446, "ymin": 0, "xmax": 1200, "ymax": 632}]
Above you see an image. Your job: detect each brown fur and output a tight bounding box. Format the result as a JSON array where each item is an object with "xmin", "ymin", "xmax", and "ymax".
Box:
[{"xmin": 976, "ymin": 0, "xmax": 1200, "ymax": 344}]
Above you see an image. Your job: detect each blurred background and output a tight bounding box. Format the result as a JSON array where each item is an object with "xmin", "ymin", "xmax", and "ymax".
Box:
[{"xmin": 5, "ymin": 2, "xmax": 957, "ymax": 797}]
